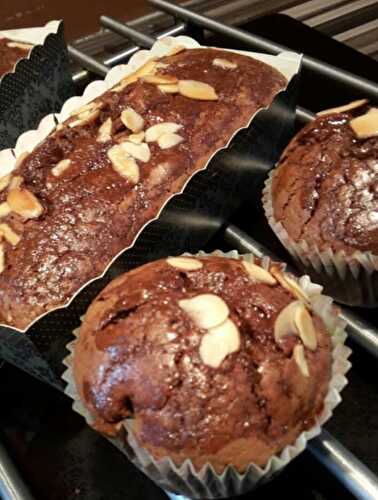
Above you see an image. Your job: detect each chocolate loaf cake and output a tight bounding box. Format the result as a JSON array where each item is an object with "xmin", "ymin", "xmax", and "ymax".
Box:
[
  {"xmin": 0, "ymin": 38, "xmax": 32, "ymax": 77},
  {"xmin": 270, "ymin": 100, "xmax": 378, "ymax": 255},
  {"xmin": 0, "ymin": 47, "xmax": 286, "ymax": 329},
  {"xmin": 72, "ymin": 255, "xmax": 333, "ymax": 471}
]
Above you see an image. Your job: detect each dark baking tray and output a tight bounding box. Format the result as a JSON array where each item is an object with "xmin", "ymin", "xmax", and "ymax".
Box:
[{"xmin": 0, "ymin": 13, "xmax": 377, "ymax": 500}]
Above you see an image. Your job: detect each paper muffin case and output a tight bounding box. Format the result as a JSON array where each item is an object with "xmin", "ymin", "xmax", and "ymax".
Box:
[
  {"xmin": 262, "ymin": 170, "xmax": 378, "ymax": 307},
  {"xmin": 62, "ymin": 250, "xmax": 351, "ymax": 499}
]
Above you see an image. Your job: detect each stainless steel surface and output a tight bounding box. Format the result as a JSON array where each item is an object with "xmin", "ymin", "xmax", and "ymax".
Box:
[
  {"xmin": 0, "ymin": 440, "xmax": 35, "ymax": 500},
  {"xmin": 309, "ymin": 430, "xmax": 378, "ymax": 500},
  {"xmin": 223, "ymin": 224, "xmax": 378, "ymax": 360},
  {"xmin": 148, "ymin": 0, "xmax": 378, "ymax": 100}
]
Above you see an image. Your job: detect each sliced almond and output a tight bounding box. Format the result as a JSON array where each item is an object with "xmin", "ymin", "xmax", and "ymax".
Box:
[
  {"xmin": 349, "ymin": 111, "xmax": 378, "ymax": 139},
  {"xmin": 178, "ymin": 80, "xmax": 218, "ymax": 101},
  {"xmin": 158, "ymin": 132, "xmax": 184, "ymax": 150},
  {"xmin": 121, "ymin": 142, "xmax": 150, "ymax": 163},
  {"xmin": 70, "ymin": 101, "xmax": 102, "ymax": 117},
  {"xmin": 200, "ymin": 318, "xmax": 240, "ymax": 368},
  {"xmin": 7, "ymin": 42, "xmax": 33, "ymax": 50},
  {"xmin": 156, "ymin": 62, "xmax": 169, "ymax": 69},
  {"xmin": 145, "ymin": 122, "xmax": 182, "ymax": 142},
  {"xmin": 242, "ymin": 261, "xmax": 276, "ymax": 285},
  {"xmin": 0, "ymin": 244, "xmax": 4, "ymax": 273},
  {"xmin": 0, "ymin": 174, "xmax": 11, "ymax": 193},
  {"xmin": 317, "ymin": 99, "xmax": 368, "ymax": 116},
  {"xmin": 69, "ymin": 109, "xmax": 100, "ymax": 128},
  {"xmin": 274, "ymin": 300, "xmax": 301, "ymax": 343},
  {"xmin": 111, "ymin": 59, "xmax": 157, "ymax": 92},
  {"xmin": 294, "ymin": 303, "xmax": 317, "ymax": 351},
  {"xmin": 293, "ymin": 344, "xmax": 309, "ymax": 377},
  {"xmin": 127, "ymin": 131, "xmax": 145, "ymax": 144},
  {"xmin": 142, "ymin": 74, "xmax": 178, "ymax": 85},
  {"xmin": 212, "ymin": 58, "xmax": 237, "ymax": 69},
  {"xmin": 52, "ymin": 159, "xmax": 72, "ymax": 177},
  {"xmin": 0, "ymin": 223, "xmax": 20, "ymax": 246},
  {"xmin": 157, "ymin": 83, "xmax": 179, "ymax": 94},
  {"xmin": 0, "ymin": 202, "xmax": 11, "ymax": 218},
  {"xmin": 166, "ymin": 256, "xmax": 203, "ymax": 271},
  {"xmin": 107, "ymin": 145, "xmax": 140, "ymax": 184},
  {"xmin": 270, "ymin": 267, "xmax": 308, "ymax": 303},
  {"xmin": 120, "ymin": 107, "xmax": 145, "ymax": 133},
  {"xmin": 97, "ymin": 117, "xmax": 113, "ymax": 143},
  {"xmin": 178, "ymin": 293, "xmax": 229, "ymax": 329},
  {"xmin": 7, "ymin": 188, "xmax": 43, "ymax": 219},
  {"xmin": 8, "ymin": 176, "xmax": 23, "ymax": 191}
]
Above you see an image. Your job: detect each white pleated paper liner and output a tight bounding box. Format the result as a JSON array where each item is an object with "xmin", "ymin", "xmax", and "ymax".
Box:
[
  {"xmin": 62, "ymin": 250, "xmax": 351, "ymax": 499},
  {"xmin": 0, "ymin": 36, "xmax": 302, "ymax": 332},
  {"xmin": 263, "ymin": 170, "xmax": 378, "ymax": 307}
]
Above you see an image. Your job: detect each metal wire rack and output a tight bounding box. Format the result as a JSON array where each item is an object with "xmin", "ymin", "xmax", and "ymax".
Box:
[{"xmin": 1, "ymin": 2, "xmax": 378, "ymax": 499}]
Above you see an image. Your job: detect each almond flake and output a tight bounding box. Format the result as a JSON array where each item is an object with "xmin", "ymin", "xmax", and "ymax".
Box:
[
  {"xmin": 166, "ymin": 256, "xmax": 203, "ymax": 271},
  {"xmin": 0, "ymin": 244, "xmax": 4, "ymax": 273},
  {"xmin": 120, "ymin": 108, "xmax": 145, "ymax": 133},
  {"xmin": 0, "ymin": 174, "xmax": 11, "ymax": 192},
  {"xmin": 293, "ymin": 344, "xmax": 309, "ymax": 377},
  {"xmin": 8, "ymin": 176, "xmax": 23, "ymax": 191},
  {"xmin": 0, "ymin": 223, "xmax": 20, "ymax": 246},
  {"xmin": 317, "ymin": 99, "xmax": 368, "ymax": 116},
  {"xmin": 145, "ymin": 122, "xmax": 182, "ymax": 142},
  {"xmin": 7, "ymin": 188, "xmax": 43, "ymax": 219},
  {"xmin": 107, "ymin": 145, "xmax": 140, "ymax": 184},
  {"xmin": 69, "ymin": 109, "xmax": 100, "ymax": 128},
  {"xmin": 157, "ymin": 83, "xmax": 179, "ymax": 94},
  {"xmin": 121, "ymin": 142, "xmax": 150, "ymax": 163},
  {"xmin": 158, "ymin": 132, "xmax": 184, "ymax": 150},
  {"xmin": 178, "ymin": 293, "xmax": 229, "ymax": 329},
  {"xmin": 97, "ymin": 118, "xmax": 113, "ymax": 143},
  {"xmin": 212, "ymin": 58, "xmax": 237, "ymax": 69},
  {"xmin": 52, "ymin": 159, "xmax": 72, "ymax": 177},
  {"xmin": 111, "ymin": 59, "xmax": 157, "ymax": 92},
  {"xmin": 294, "ymin": 303, "xmax": 317, "ymax": 351},
  {"xmin": 349, "ymin": 111, "xmax": 378, "ymax": 139},
  {"xmin": 270, "ymin": 267, "xmax": 308, "ymax": 304},
  {"xmin": 127, "ymin": 131, "xmax": 145, "ymax": 144},
  {"xmin": 242, "ymin": 261, "xmax": 276, "ymax": 285},
  {"xmin": 274, "ymin": 300, "xmax": 301, "ymax": 343},
  {"xmin": 178, "ymin": 80, "xmax": 218, "ymax": 101},
  {"xmin": 0, "ymin": 202, "xmax": 11, "ymax": 218},
  {"xmin": 7, "ymin": 42, "xmax": 33, "ymax": 50},
  {"xmin": 70, "ymin": 101, "xmax": 102, "ymax": 117},
  {"xmin": 142, "ymin": 74, "xmax": 178, "ymax": 85},
  {"xmin": 200, "ymin": 319, "xmax": 240, "ymax": 368}
]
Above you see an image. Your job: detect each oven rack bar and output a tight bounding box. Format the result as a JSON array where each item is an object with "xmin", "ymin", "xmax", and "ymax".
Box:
[{"xmin": 148, "ymin": 0, "xmax": 378, "ymax": 101}]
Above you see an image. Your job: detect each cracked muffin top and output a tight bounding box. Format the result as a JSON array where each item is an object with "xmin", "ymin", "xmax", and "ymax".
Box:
[
  {"xmin": 72, "ymin": 255, "xmax": 333, "ymax": 472},
  {"xmin": 0, "ymin": 38, "xmax": 32, "ymax": 77},
  {"xmin": 271, "ymin": 100, "xmax": 378, "ymax": 256}
]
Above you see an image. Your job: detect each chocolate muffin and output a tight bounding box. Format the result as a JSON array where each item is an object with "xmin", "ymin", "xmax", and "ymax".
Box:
[
  {"xmin": 264, "ymin": 100, "xmax": 378, "ymax": 305},
  {"xmin": 72, "ymin": 255, "xmax": 334, "ymax": 472},
  {"xmin": 0, "ymin": 38, "xmax": 32, "ymax": 77}
]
